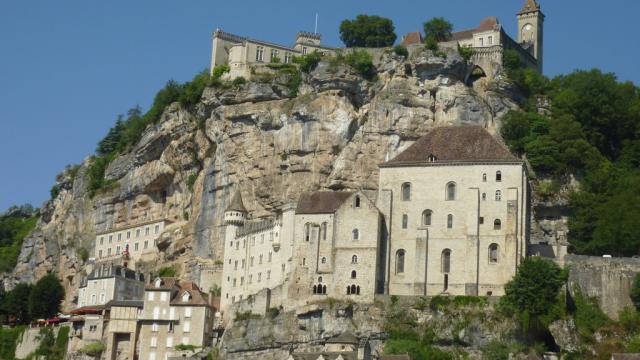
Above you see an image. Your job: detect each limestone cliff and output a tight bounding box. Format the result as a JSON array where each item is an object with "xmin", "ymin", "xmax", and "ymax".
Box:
[{"xmin": 4, "ymin": 46, "xmax": 522, "ymax": 310}]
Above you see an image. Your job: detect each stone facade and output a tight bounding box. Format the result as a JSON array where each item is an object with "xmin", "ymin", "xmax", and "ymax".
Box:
[
  {"xmin": 211, "ymin": 30, "xmax": 336, "ymax": 79},
  {"xmin": 377, "ymin": 126, "xmax": 529, "ymax": 297},
  {"xmin": 77, "ymin": 265, "xmax": 145, "ymax": 307},
  {"xmin": 138, "ymin": 278, "xmax": 215, "ymax": 360},
  {"xmin": 94, "ymin": 219, "xmax": 171, "ymax": 265},
  {"xmin": 104, "ymin": 301, "xmax": 143, "ymax": 360}
]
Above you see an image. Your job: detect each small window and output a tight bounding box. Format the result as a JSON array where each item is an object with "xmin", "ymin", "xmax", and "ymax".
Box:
[
  {"xmin": 496, "ymin": 171, "xmax": 502, "ymax": 182},
  {"xmin": 482, "ymin": 193, "xmax": 487, "ymax": 201},
  {"xmin": 402, "ymin": 214, "xmax": 408, "ymax": 229},
  {"xmin": 446, "ymin": 182, "xmax": 456, "ymax": 201},
  {"xmin": 256, "ymin": 46, "xmax": 264, "ymax": 61},
  {"xmin": 302, "ymin": 46, "xmax": 308, "ymax": 55},
  {"xmin": 321, "ymin": 257, "xmax": 327, "ymax": 264},
  {"xmin": 304, "ymin": 223, "xmax": 311, "ymax": 242},
  {"xmin": 422, "ymin": 210, "xmax": 432, "ymax": 226},
  {"xmin": 351, "ymin": 270, "xmax": 357, "ymax": 279},
  {"xmin": 482, "ymin": 173, "xmax": 487, "ymax": 182},
  {"xmin": 354, "ymin": 196, "xmax": 361, "ymax": 208},
  {"xmin": 488, "ymin": 36, "xmax": 493, "ymax": 45},
  {"xmin": 494, "ymin": 219, "xmax": 502, "ymax": 230},
  {"xmin": 351, "ymin": 255, "xmax": 358, "ymax": 264},
  {"xmin": 442, "ymin": 249, "xmax": 451, "ymax": 273},
  {"xmin": 479, "ymin": 217, "xmax": 484, "ymax": 225},
  {"xmin": 321, "ymin": 222, "xmax": 327, "ymax": 241},
  {"xmin": 447, "ymin": 214, "xmax": 453, "ymax": 229},
  {"xmin": 479, "ymin": 37, "xmax": 484, "ymax": 46},
  {"xmin": 489, "ymin": 244, "xmax": 499, "ymax": 263},
  {"xmin": 352, "ymin": 229, "xmax": 359, "ymax": 241},
  {"xmin": 401, "ymin": 183, "xmax": 411, "ymax": 201},
  {"xmin": 495, "ymin": 190, "xmax": 502, "ymax": 201},
  {"xmin": 428, "ymin": 154, "xmax": 437, "ymax": 162},
  {"xmin": 396, "ymin": 250, "xmax": 405, "ymax": 274}
]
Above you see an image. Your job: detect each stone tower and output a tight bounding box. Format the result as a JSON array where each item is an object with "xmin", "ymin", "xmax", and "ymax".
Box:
[
  {"xmin": 224, "ymin": 189, "xmax": 247, "ymax": 239},
  {"xmin": 517, "ymin": 0, "xmax": 544, "ymax": 72}
]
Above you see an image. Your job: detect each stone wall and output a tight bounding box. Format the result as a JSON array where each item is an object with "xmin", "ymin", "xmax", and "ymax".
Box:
[{"xmin": 566, "ymin": 254, "xmax": 640, "ymax": 320}]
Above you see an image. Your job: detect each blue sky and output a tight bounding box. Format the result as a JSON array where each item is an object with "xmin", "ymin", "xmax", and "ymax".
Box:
[{"xmin": 0, "ymin": 0, "xmax": 638, "ymax": 211}]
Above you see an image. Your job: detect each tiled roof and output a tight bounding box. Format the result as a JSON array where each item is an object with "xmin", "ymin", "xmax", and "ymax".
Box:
[
  {"xmin": 170, "ymin": 281, "xmax": 211, "ymax": 307},
  {"xmin": 382, "ymin": 126, "xmax": 518, "ymax": 165},
  {"xmin": 227, "ymin": 189, "xmax": 247, "ymax": 213},
  {"xmin": 105, "ymin": 300, "xmax": 144, "ymax": 308},
  {"xmin": 400, "ymin": 31, "xmax": 423, "ymax": 46},
  {"xmin": 518, "ymin": 0, "xmax": 541, "ymax": 15},
  {"xmin": 296, "ymin": 192, "xmax": 354, "ymax": 214},
  {"xmin": 326, "ymin": 332, "xmax": 359, "ymax": 345},
  {"xmin": 450, "ymin": 16, "xmax": 500, "ymax": 41},
  {"xmin": 146, "ymin": 277, "xmax": 178, "ymax": 291}
]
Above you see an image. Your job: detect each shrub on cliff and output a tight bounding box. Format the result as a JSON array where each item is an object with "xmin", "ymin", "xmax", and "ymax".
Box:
[
  {"xmin": 0, "ymin": 211, "xmax": 37, "ymax": 273},
  {"xmin": 345, "ymin": 50, "xmax": 376, "ymax": 80},
  {"xmin": 339, "ymin": 15, "xmax": 397, "ymax": 48},
  {"xmin": 294, "ymin": 51, "xmax": 322, "ymax": 73}
]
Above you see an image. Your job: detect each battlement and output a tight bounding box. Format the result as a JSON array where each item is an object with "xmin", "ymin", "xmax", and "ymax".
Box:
[
  {"xmin": 213, "ymin": 29, "xmax": 247, "ymax": 43},
  {"xmin": 296, "ymin": 31, "xmax": 322, "ymax": 41}
]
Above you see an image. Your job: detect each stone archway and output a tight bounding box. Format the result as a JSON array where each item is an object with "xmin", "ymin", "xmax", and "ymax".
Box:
[{"xmin": 465, "ymin": 65, "xmax": 487, "ymax": 86}]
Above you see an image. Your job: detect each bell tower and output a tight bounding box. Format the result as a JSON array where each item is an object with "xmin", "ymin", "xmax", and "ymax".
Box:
[{"xmin": 517, "ymin": 0, "xmax": 544, "ymax": 72}]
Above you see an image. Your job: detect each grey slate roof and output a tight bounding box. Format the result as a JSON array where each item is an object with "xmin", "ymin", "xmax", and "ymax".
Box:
[
  {"xmin": 227, "ymin": 189, "xmax": 247, "ymax": 213},
  {"xmin": 382, "ymin": 126, "xmax": 518, "ymax": 166},
  {"xmin": 326, "ymin": 332, "xmax": 359, "ymax": 345}
]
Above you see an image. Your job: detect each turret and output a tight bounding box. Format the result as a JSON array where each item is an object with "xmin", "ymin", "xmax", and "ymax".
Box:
[
  {"xmin": 224, "ymin": 189, "xmax": 247, "ymax": 226},
  {"xmin": 517, "ymin": 0, "xmax": 544, "ymax": 72}
]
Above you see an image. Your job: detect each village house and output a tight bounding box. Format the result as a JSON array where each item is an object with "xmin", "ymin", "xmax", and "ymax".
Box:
[
  {"xmin": 77, "ymin": 264, "xmax": 145, "ymax": 308},
  {"xmin": 287, "ymin": 332, "xmax": 372, "ymax": 360},
  {"xmin": 93, "ymin": 219, "xmax": 172, "ymax": 266}
]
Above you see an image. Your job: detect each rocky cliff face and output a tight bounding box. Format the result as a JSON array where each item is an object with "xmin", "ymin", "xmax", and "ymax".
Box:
[{"xmin": 4, "ymin": 47, "xmax": 521, "ymax": 309}]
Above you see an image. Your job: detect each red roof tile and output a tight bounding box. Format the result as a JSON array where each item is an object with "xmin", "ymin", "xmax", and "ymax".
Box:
[{"xmin": 400, "ymin": 31, "xmax": 423, "ymax": 46}]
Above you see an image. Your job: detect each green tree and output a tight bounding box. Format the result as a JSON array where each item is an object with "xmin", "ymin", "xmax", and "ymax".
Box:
[
  {"xmin": 339, "ymin": 15, "xmax": 397, "ymax": 48},
  {"xmin": 501, "ymin": 257, "xmax": 567, "ymax": 330},
  {"xmin": 2, "ymin": 283, "xmax": 32, "ymax": 324},
  {"xmin": 631, "ymin": 274, "xmax": 640, "ymax": 311},
  {"xmin": 158, "ymin": 266, "xmax": 177, "ymax": 277},
  {"xmin": 423, "ymin": 17, "xmax": 453, "ymax": 42},
  {"xmin": 28, "ymin": 273, "xmax": 64, "ymax": 320},
  {"xmin": 344, "ymin": 50, "xmax": 376, "ymax": 80}
]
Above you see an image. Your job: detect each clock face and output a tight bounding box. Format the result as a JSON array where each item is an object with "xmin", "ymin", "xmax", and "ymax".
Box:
[{"xmin": 524, "ymin": 24, "xmax": 533, "ymax": 32}]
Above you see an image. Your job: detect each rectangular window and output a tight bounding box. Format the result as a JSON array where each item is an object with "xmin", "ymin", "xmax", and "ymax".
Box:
[
  {"xmin": 236, "ymin": 241, "xmax": 239, "ymax": 250},
  {"xmin": 134, "ymin": 243, "xmax": 139, "ymax": 251},
  {"xmin": 136, "ymin": 229, "xmax": 140, "ymax": 237},
  {"xmin": 116, "ymin": 246, "xmax": 120, "ymax": 255},
  {"xmin": 160, "ymin": 292, "xmax": 168, "ymax": 301},
  {"xmin": 240, "ymin": 276, "xmax": 244, "ymax": 285},
  {"xmin": 256, "ymin": 46, "xmax": 264, "ymax": 61},
  {"xmin": 155, "ymin": 225, "xmax": 159, "ymax": 234},
  {"xmin": 479, "ymin": 38, "xmax": 484, "ymax": 46},
  {"xmin": 127, "ymin": 231, "xmax": 131, "ymax": 239},
  {"xmin": 479, "ymin": 217, "xmax": 484, "ymax": 225},
  {"xmin": 145, "ymin": 227, "xmax": 150, "ymax": 235},
  {"xmin": 148, "ymin": 292, "xmax": 155, "ymax": 300},
  {"xmin": 258, "ymin": 272, "xmax": 262, "ymax": 282},
  {"xmin": 267, "ymin": 270, "xmax": 271, "ymax": 280},
  {"xmin": 284, "ymin": 52, "xmax": 292, "ymax": 63},
  {"xmin": 100, "ymin": 237, "xmax": 104, "ymax": 245},
  {"xmin": 302, "ymin": 47, "xmax": 308, "ymax": 55},
  {"xmin": 144, "ymin": 240, "xmax": 148, "ymax": 249},
  {"xmin": 152, "ymin": 322, "xmax": 158, "ymax": 332},
  {"xmin": 107, "ymin": 248, "xmax": 112, "ymax": 256},
  {"xmin": 118, "ymin": 233, "xmax": 121, "ymax": 241},
  {"xmin": 150, "ymin": 336, "xmax": 157, "ymax": 347},
  {"xmin": 109, "ymin": 235, "xmax": 113, "ymax": 243},
  {"xmin": 183, "ymin": 321, "xmax": 190, "ymax": 332},
  {"xmin": 185, "ymin": 307, "xmax": 192, "ymax": 317},
  {"xmin": 488, "ymin": 36, "xmax": 493, "ymax": 45},
  {"xmin": 270, "ymin": 49, "xmax": 279, "ymax": 62},
  {"xmin": 166, "ymin": 337, "xmax": 173, "ymax": 347},
  {"xmin": 98, "ymin": 250, "xmax": 103, "ymax": 258}
]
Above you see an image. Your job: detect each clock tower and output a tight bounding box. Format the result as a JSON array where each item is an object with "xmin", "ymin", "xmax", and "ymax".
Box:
[{"xmin": 517, "ymin": 0, "xmax": 544, "ymax": 72}]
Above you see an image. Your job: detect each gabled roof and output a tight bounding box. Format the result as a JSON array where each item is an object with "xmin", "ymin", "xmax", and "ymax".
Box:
[
  {"xmin": 296, "ymin": 192, "xmax": 355, "ymax": 214},
  {"xmin": 170, "ymin": 281, "xmax": 211, "ymax": 307},
  {"xmin": 382, "ymin": 126, "xmax": 518, "ymax": 166},
  {"xmin": 518, "ymin": 0, "xmax": 541, "ymax": 15},
  {"xmin": 450, "ymin": 17, "xmax": 501, "ymax": 41},
  {"xmin": 146, "ymin": 277, "xmax": 178, "ymax": 291},
  {"xmin": 400, "ymin": 31, "xmax": 423, "ymax": 46},
  {"xmin": 227, "ymin": 189, "xmax": 247, "ymax": 213},
  {"xmin": 326, "ymin": 332, "xmax": 359, "ymax": 345}
]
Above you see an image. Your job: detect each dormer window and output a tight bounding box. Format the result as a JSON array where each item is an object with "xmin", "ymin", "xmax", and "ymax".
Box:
[
  {"xmin": 182, "ymin": 291, "xmax": 191, "ymax": 302},
  {"xmin": 154, "ymin": 278, "xmax": 162, "ymax": 288}
]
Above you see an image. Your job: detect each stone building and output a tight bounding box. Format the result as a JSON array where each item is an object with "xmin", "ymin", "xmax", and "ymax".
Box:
[
  {"xmin": 138, "ymin": 278, "xmax": 216, "ymax": 360},
  {"xmin": 77, "ymin": 264, "xmax": 145, "ymax": 307},
  {"xmin": 377, "ymin": 126, "xmax": 529, "ymax": 297},
  {"xmin": 288, "ymin": 191, "xmax": 383, "ymax": 307},
  {"xmin": 94, "ymin": 219, "xmax": 172, "ymax": 265},
  {"xmin": 220, "ymin": 190, "xmax": 295, "ymax": 313},
  {"xmin": 104, "ymin": 300, "xmax": 144, "ymax": 360},
  {"xmin": 210, "ymin": 30, "xmax": 336, "ymax": 79},
  {"xmin": 288, "ymin": 332, "xmax": 371, "ymax": 360}
]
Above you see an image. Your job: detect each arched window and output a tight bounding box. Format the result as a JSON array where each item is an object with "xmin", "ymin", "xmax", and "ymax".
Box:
[
  {"xmin": 494, "ymin": 219, "xmax": 502, "ymax": 230},
  {"xmin": 496, "ymin": 171, "xmax": 502, "ymax": 182},
  {"xmin": 447, "ymin": 214, "xmax": 453, "ymax": 229},
  {"xmin": 422, "ymin": 210, "xmax": 432, "ymax": 226},
  {"xmin": 441, "ymin": 249, "xmax": 451, "ymax": 273},
  {"xmin": 313, "ymin": 285, "xmax": 317, "ymax": 294},
  {"xmin": 351, "ymin": 255, "xmax": 358, "ymax": 264},
  {"xmin": 346, "ymin": 286, "xmax": 351, "ymax": 295},
  {"xmin": 321, "ymin": 222, "xmax": 327, "ymax": 241},
  {"xmin": 482, "ymin": 193, "xmax": 487, "ymax": 201},
  {"xmin": 489, "ymin": 244, "xmax": 499, "ymax": 263},
  {"xmin": 356, "ymin": 286, "xmax": 361, "ymax": 295},
  {"xmin": 495, "ymin": 190, "xmax": 502, "ymax": 201},
  {"xmin": 304, "ymin": 223, "xmax": 311, "ymax": 242},
  {"xmin": 401, "ymin": 183, "xmax": 411, "ymax": 201},
  {"xmin": 351, "ymin": 270, "xmax": 357, "ymax": 279},
  {"xmin": 318, "ymin": 276, "xmax": 323, "ymax": 283},
  {"xmin": 354, "ymin": 196, "xmax": 361, "ymax": 208},
  {"xmin": 446, "ymin": 182, "xmax": 456, "ymax": 201},
  {"xmin": 352, "ymin": 229, "xmax": 359, "ymax": 241},
  {"xmin": 396, "ymin": 250, "xmax": 405, "ymax": 274},
  {"xmin": 351, "ymin": 285, "xmax": 357, "ymax": 295},
  {"xmin": 321, "ymin": 257, "xmax": 327, "ymax": 264},
  {"xmin": 402, "ymin": 214, "xmax": 408, "ymax": 229},
  {"xmin": 322, "ymin": 285, "xmax": 327, "ymax": 294},
  {"xmin": 482, "ymin": 173, "xmax": 487, "ymax": 182}
]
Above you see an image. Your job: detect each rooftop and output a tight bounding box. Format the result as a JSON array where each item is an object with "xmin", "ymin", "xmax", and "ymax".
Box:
[
  {"xmin": 326, "ymin": 332, "xmax": 359, "ymax": 345},
  {"xmin": 382, "ymin": 126, "xmax": 518, "ymax": 166},
  {"xmin": 450, "ymin": 17, "xmax": 501, "ymax": 41},
  {"xmin": 400, "ymin": 31, "xmax": 423, "ymax": 46},
  {"xmin": 226, "ymin": 189, "xmax": 247, "ymax": 213},
  {"xmin": 518, "ymin": 0, "xmax": 542, "ymax": 15},
  {"xmin": 296, "ymin": 192, "xmax": 355, "ymax": 214}
]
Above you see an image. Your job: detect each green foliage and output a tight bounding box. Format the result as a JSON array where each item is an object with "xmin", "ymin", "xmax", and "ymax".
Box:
[
  {"xmin": 481, "ymin": 340, "xmax": 512, "ymax": 360},
  {"xmin": 174, "ymin": 344, "xmax": 199, "ymax": 351},
  {"xmin": 2, "ymin": 283, "xmax": 32, "ymax": 323},
  {"xmin": 80, "ymin": 341, "xmax": 106, "ymax": 356},
  {"xmin": 76, "ymin": 247, "xmax": 89, "ymax": 262},
  {"xmin": 187, "ymin": 173, "xmax": 198, "ymax": 192},
  {"xmin": 339, "ymin": 15, "xmax": 397, "ymax": 48},
  {"xmin": 458, "ymin": 45, "xmax": 474, "ymax": 61},
  {"xmin": 423, "ymin": 17, "xmax": 453, "ymax": 42},
  {"xmin": 211, "ymin": 64, "xmax": 230, "ymax": 79},
  {"xmin": 266, "ymin": 307, "xmax": 280, "ymax": 319},
  {"xmin": 234, "ymin": 311, "xmax": 262, "ymax": 322},
  {"xmin": 393, "ymin": 45, "xmax": 408, "ymax": 57},
  {"xmin": 501, "ymin": 257, "xmax": 567, "ymax": 330},
  {"xmin": 424, "ymin": 36, "xmax": 439, "ymax": 51},
  {"xmin": 570, "ymin": 286, "xmax": 610, "ymax": 338},
  {"xmin": 294, "ymin": 51, "xmax": 322, "ymax": 73},
  {"xmin": 232, "ymin": 76, "xmax": 247, "ymax": 86},
  {"xmin": 383, "ymin": 309, "xmax": 453, "ymax": 360},
  {"xmin": 50, "ymin": 184, "xmax": 62, "ymax": 199},
  {"xmin": 210, "ymin": 284, "xmax": 222, "ymax": 297},
  {"xmin": 178, "ymin": 70, "xmax": 211, "ymax": 108},
  {"xmin": 384, "ymin": 339, "xmax": 453, "ymax": 360},
  {"xmin": 37, "ymin": 325, "xmax": 70, "ymax": 360},
  {"xmin": 619, "ymin": 306, "xmax": 640, "ymax": 333},
  {"xmin": 631, "ymin": 274, "xmax": 640, "ymax": 311},
  {"xmin": 536, "ymin": 180, "xmax": 561, "ymax": 199},
  {"xmin": 0, "ymin": 213, "xmax": 37, "ymax": 273},
  {"xmin": 0, "ymin": 326, "xmax": 26, "ymax": 360},
  {"xmin": 28, "ymin": 273, "xmax": 65, "ymax": 320},
  {"xmin": 344, "ymin": 50, "xmax": 376, "ymax": 80},
  {"xmin": 158, "ymin": 266, "xmax": 177, "ymax": 277},
  {"xmin": 86, "ymin": 155, "xmax": 116, "ymax": 197}
]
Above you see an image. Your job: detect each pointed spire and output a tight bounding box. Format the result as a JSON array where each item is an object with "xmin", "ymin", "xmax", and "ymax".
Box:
[
  {"xmin": 226, "ymin": 188, "xmax": 247, "ymax": 213},
  {"xmin": 518, "ymin": 0, "xmax": 541, "ymax": 15}
]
